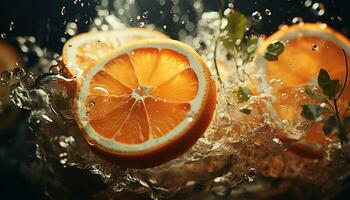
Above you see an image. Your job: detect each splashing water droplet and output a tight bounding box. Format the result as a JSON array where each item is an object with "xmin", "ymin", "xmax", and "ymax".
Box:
[
  {"xmin": 61, "ymin": 6, "xmax": 66, "ymax": 15},
  {"xmin": 0, "ymin": 33, "xmax": 6, "ymax": 39},
  {"xmin": 163, "ymin": 25, "xmax": 167, "ymax": 29},
  {"xmin": 12, "ymin": 68, "xmax": 26, "ymax": 79},
  {"xmin": 49, "ymin": 65, "xmax": 61, "ymax": 74},
  {"xmin": 139, "ymin": 22, "xmax": 145, "ymax": 27},
  {"xmin": 311, "ymin": 2, "xmax": 325, "ymax": 16},
  {"xmin": 129, "ymin": 0, "xmax": 135, "ymax": 4},
  {"xmin": 142, "ymin": 11, "xmax": 148, "ymax": 19},
  {"xmin": 9, "ymin": 21, "xmax": 15, "ymax": 31},
  {"xmin": 312, "ymin": 44, "xmax": 319, "ymax": 51},
  {"xmin": 0, "ymin": 70, "xmax": 11, "ymax": 85},
  {"xmin": 265, "ymin": 9, "xmax": 271, "ymax": 16},
  {"xmin": 304, "ymin": 0, "xmax": 312, "ymax": 7},
  {"xmin": 292, "ymin": 17, "xmax": 304, "ymax": 24},
  {"xmin": 89, "ymin": 101, "xmax": 96, "ymax": 108},
  {"xmin": 251, "ymin": 11, "xmax": 262, "ymax": 22},
  {"xmin": 210, "ymin": 177, "xmax": 232, "ymax": 197}
]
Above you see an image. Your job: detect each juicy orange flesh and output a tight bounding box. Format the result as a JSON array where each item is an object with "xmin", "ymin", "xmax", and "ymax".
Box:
[
  {"xmin": 86, "ymin": 48, "xmax": 198, "ymax": 144},
  {"xmin": 264, "ymin": 34, "xmax": 350, "ymax": 141}
]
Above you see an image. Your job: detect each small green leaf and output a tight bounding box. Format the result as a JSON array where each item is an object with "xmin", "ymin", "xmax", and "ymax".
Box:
[
  {"xmin": 235, "ymin": 86, "xmax": 251, "ymax": 103},
  {"xmin": 301, "ymin": 104, "xmax": 326, "ymax": 120},
  {"xmin": 239, "ymin": 108, "xmax": 252, "ymax": 114},
  {"xmin": 322, "ymin": 79, "xmax": 342, "ymax": 99},
  {"xmin": 263, "ymin": 52, "xmax": 278, "ymax": 61},
  {"xmin": 304, "ymin": 86, "xmax": 328, "ymax": 101},
  {"xmin": 317, "ymin": 68, "xmax": 331, "ymax": 89},
  {"xmin": 323, "ymin": 115, "xmax": 337, "ymax": 135},
  {"xmin": 264, "ymin": 41, "xmax": 284, "ymax": 61},
  {"xmin": 220, "ymin": 11, "xmax": 247, "ymax": 50}
]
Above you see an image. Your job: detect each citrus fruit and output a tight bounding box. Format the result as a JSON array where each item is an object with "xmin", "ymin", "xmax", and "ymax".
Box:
[
  {"xmin": 0, "ymin": 41, "xmax": 20, "ymax": 135},
  {"xmin": 62, "ymin": 28, "xmax": 168, "ymax": 78},
  {"xmin": 255, "ymin": 23, "xmax": 350, "ymax": 158},
  {"xmin": 71, "ymin": 39, "xmax": 216, "ymax": 168}
]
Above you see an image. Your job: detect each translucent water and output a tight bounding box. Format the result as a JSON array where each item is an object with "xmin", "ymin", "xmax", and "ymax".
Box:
[{"xmin": 1, "ymin": 1, "xmax": 350, "ymax": 199}]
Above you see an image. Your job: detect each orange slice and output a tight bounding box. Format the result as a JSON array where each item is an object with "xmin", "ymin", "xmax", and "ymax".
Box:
[
  {"xmin": 255, "ymin": 23, "xmax": 350, "ymax": 158},
  {"xmin": 71, "ymin": 39, "xmax": 216, "ymax": 168},
  {"xmin": 61, "ymin": 28, "xmax": 168, "ymax": 78},
  {"xmin": 0, "ymin": 41, "xmax": 20, "ymax": 135}
]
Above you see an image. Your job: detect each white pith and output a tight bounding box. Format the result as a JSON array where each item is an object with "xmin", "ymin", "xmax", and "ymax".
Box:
[{"xmin": 75, "ymin": 41, "xmax": 207, "ymax": 153}]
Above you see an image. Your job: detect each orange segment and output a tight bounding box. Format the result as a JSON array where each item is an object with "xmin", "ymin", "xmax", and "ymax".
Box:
[
  {"xmin": 115, "ymin": 101, "xmax": 149, "ymax": 144},
  {"xmin": 150, "ymin": 68, "xmax": 199, "ymax": 103},
  {"xmin": 129, "ymin": 48, "xmax": 159, "ymax": 86},
  {"xmin": 70, "ymin": 39, "xmax": 216, "ymax": 168},
  {"xmin": 89, "ymin": 70, "xmax": 131, "ymax": 96},
  {"xmin": 144, "ymin": 98, "xmax": 191, "ymax": 138},
  {"xmin": 89, "ymin": 98, "xmax": 135, "ymax": 138},
  {"xmin": 148, "ymin": 49, "xmax": 190, "ymax": 87},
  {"xmin": 104, "ymin": 54, "xmax": 139, "ymax": 89}
]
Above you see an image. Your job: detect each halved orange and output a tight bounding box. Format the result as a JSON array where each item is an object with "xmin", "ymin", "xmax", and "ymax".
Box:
[
  {"xmin": 255, "ymin": 23, "xmax": 350, "ymax": 158},
  {"xmin": 61, "ymin": 28, "xmax": 168, "ymax": 78},
  {"xmin": 71, "ymin": 39, "xmax": 216, "ymax": 168}
]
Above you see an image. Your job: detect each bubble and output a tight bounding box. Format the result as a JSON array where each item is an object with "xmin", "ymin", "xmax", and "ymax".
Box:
[
  {"xmin": 86, "ymin": 111, "xmax": 90, "ymax": 116},
  {"xmin": 61, "ymin": 6, "xmax": 66, "ymax": 16},
  {"xmin": 304, "ymin": 0, "xmax": 312, "ymax": 7},
  {"xmin": 163, "ymin": 25, "xmax": 167, "ymax": 29},
  {"xmin": 89, "ymin": 101, "xmax": 96, "ymax": 108},
  {"xmin": 292, "ymin": 17, "xmax": 304, "ymax": 24},
  {"xmin": 129, "ymin": 0, "xmax": 135, "ymax": 4},
  {"xmin": 12, "ymin": 68, "xmax": 26, "ymax": 79},
  {"xmin": 251, "ymin": 11, "xmax": 262, "ymax": 22},
  {"xmin": 139, "ymin": 22, "xmax": 145, "ymax": 27},
  {"xmin": 142, "ymin": 11, "xmax": 149, "ymax": 19},
  {"xmin": 265, "ymin": 9, "xmax": 271, "ymax": 16},
  {"xmin": 49, "ymin": 65, "xmax": 61, "ymax": 74},
  {"xmin": 312, "ymin": 44, "xmax": 319, "ymax": 51},
  {"xmin": 0, "ymin": 70, "xmax": 11, "ymax": 85},
  {"xmin": 210, "ymin": 177, "xmax": 232, "ymax": 197},
  {"xmin": 0, "ymin": 33, "xmax": 6, "ymax": 39},
  {"xmin": 9, "ymin": 21, "xmax": 15, "ymax": 31},
  {"xmin": 311, "ymin": 2, "xmax": 325, "ymax": 16}
]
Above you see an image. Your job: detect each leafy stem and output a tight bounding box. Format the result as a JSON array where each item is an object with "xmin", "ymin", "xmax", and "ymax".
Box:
[
  {"xmin": 213, "ymin": 0, "xmax": 224, "ymax": 84},
  {"xmin": 337, "ymin": 49, "xmax": 348, "ymax": 100}
]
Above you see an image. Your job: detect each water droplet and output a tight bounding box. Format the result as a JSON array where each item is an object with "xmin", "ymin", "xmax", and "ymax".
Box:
[
  {"xmin": 211, "ymin": 177, "xmax": 232, "ymax": 197},
  {"xmin": 311, "ymin": 2, "xmax": 325, "ymax": 16},
  {"xmin": 12, "ymin": 68, "xmax": 26, "ymax": 79},
  {"xmin": 0, "ymin": 70, "xmax": 11, "ymax": 85},
  {"xmin": 129, "ymin": 0, "xmax": 135, "ymax": 4},
  {"xmin": 304, "ymin": 0, "xmax": 312, "ymax": 7},
  {"xmin": 68, "ymin": 44, "xmax": 72, "ymax": 47},
  {"xmin": 142, "ymin": 11, "xmax": 148, "ymax": 19},
  {"xmin": 139, "ymin": 22, "xmax": 145, "ymax": 27},
  {"xmin": 86, "ymin": 111, "xmax": 90, "ymax": 116},
  {"xmin": 49, "ymin": 65, "xmax": 61, "ymax": 74},
  {"xmin": 0, "ymin": 33, "xmax": 6, "ymax": 39},
  {"xmin": 89, "ymin": 101, "xmax": 96, "ymax": 108},
  {"xmin": 251, "ymin": 11, "xmax": 262, "ymax": 22},
  {"xmin": 61, "ymin": 6, "xmax": 66, "ymax": 15},
  {"xmin": 163, "ymin": 25, "xmax": 167, "ymax": 29},
  {"xmin": 265, "ymin": 9, "xmax": 271, "ymax": 16},
  {"xmin": 281, "ymin": 93, "xmax": 288, "ymax": 99},
  {"xmin": 228, "ymin": 3, "xmax": 234, "ymax": 10},
  {"xmin": 312, "ymin": 44, "xmax": 319, "ymax": 51},
  {"xmin": 292, "ymin": 17, "xmax": 304, "ymax": 24},
  {"xmin": 9, "ymin": 21, "xmax": 15, "ymax": 31}
]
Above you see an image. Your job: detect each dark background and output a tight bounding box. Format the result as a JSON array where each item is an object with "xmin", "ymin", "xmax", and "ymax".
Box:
[{"xmin": 1, "ymin": 0, "xmax": 350, "ymax": 199}]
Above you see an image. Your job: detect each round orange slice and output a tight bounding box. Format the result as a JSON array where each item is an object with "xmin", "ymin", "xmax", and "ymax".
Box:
[
  {"xmin": 71, "ymin": 39, "xmax": 216, "ymax": 168},
  {"xmin": 255, "ymin": 23, "xmax": 350, "ymax": 159},
  {"xmin": 61, "ymin": 28, "xmax": 168, "ymax": 78}
]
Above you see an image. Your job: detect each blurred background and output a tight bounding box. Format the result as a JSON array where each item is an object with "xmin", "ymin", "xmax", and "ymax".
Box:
[{"xmin": 0, "ymin": 0, "xmax": 349, "ymax": 199}]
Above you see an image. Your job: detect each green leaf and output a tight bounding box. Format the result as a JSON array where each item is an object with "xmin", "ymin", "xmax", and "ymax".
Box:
[
  {"xmin": 304, "ymin": 86, "xmax": 328, "ymax": 101},
  {"xmin": 220, "ymin": 11, "xmax": 247, "ymax": 50},
  {"xmin": 301, "ymin": 104, "xmax": 326, "ymax": 120},
  {"xmin": 317, "ymin": 68, "xmax": 331, "ymax": 89},
  {"xmin": 239, "ymin": 108, "xmax": 252, "ymax": 114},
  {"xmin": 263, "ymin": 41, "xmax": 284, "ymax": 61},
  {"xmin": 235, "ymin": 86, "xmax": 251, "ymax": 103},
  {"xmin": 322, "ymin": 79, "xmax": 342, "ymax": 99},
  {"xmin": 323, "ymin": 115, "xmax": 337, "ymax": 135}
]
